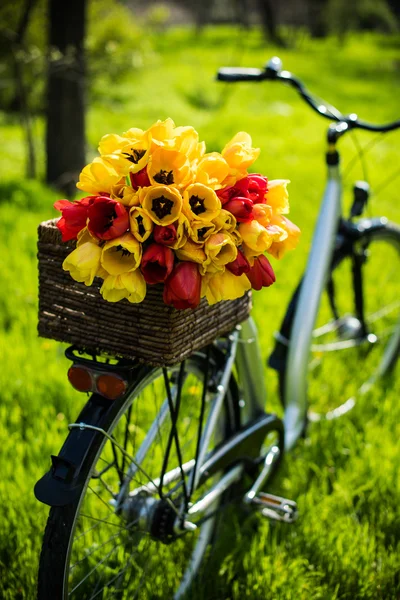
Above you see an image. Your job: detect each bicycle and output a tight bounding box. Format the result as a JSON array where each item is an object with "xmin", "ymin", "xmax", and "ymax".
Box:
[{"xmin": 34, "ymin": 57, "xmax": 400, "ymax": 599}]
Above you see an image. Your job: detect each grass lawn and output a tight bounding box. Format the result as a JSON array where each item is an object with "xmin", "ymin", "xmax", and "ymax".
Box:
[{"xmin": 0, "ymin": 27, "xmax": 399, "ymax": 599}]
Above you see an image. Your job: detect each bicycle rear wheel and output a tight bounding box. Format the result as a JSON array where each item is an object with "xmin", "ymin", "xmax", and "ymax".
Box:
[
  {"xmin": 37, "ymin": 349, "xmax": 240, "ymax": 600},
  {"xmin": 280, "ymin": 220, "xmax": 400, "ymax": 420}
]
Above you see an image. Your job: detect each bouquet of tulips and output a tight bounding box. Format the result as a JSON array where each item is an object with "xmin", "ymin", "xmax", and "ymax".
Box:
[{"xmin": 54, "ymin": 118, "xmax": 300, "ymax": 310}]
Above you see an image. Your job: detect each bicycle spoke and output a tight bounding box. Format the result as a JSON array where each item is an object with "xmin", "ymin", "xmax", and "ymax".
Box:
[
  {"xmin": 78, "ymin": 513, "xmax": 130, "ymax": 530},
  {"xmin": 42, "ymin": 352, "xmax": 236, "ymax": 600},
  {"xmin": 160, "ymin": 363, "xmax": 189, "ymax": 507},
  {"xmin": 69, "ymin": 542, "xmax": 123, "ymax": 596}
]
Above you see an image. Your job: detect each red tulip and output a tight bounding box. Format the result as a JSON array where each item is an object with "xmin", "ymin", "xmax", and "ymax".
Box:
[
  {"xmin": 217, "ymin": 174, "xmax": 268, "ymax": 207},
  {"xmin": 163, "ymin": 262, "xmax": 201, "ymax": 310},
  {"xmin": 153, "ymin": 223, "xmax": 178, "ymax": 246},
  {"xmin": 224, "ymin": 197, "xmax": 254, "ymax": 222},
  {"xmin": 216, "ymin": 184, "xmax": 243, "ymax": 206},
  {"xmin": 141, "ymin": 243, "xmax": 174, "ymax": 284},
  {"xmin": 87, "ymin": 197, "xmax": 129, "ymax": 240},
  {"xmin": 246, "ymin": 255, "xmax": 276, "ymax": 290},
  {"xmin": 246, "ymin": 174, "xmax": 268, "ymax": 204},
  {"xmin": 226, "ymin": 248, "xmax": 251, "ymax": 276},
  {"xmin": 54, "ymin": 196, "xmax": 95, "ymax": 242},
  {"xmin": 130, "ymin": 167, "xmax": 151, "ymax": 189}
]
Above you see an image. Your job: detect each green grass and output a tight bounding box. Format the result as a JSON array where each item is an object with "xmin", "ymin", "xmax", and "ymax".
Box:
[{"xmin": 0, "ymin": 27, "xmax": 399, "ymax": 599}]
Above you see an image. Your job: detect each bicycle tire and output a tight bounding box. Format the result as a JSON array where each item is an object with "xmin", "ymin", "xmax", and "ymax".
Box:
[
  {"xmin": 279, "ymin": 220, "xmax": 400, "ymax": 420},
  {"xmin": 37, "ymin": 348, "xmax": 241, "ymax": 600}
]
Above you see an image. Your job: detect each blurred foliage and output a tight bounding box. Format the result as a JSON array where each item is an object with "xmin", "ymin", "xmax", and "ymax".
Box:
[
  {"xmin": 0, "ymin": 0, "xmax": 47, "ymax": 112},
  {"xmin": 0, "ymin": 0, "xmax": 397, "ymax": 115},
  {"xmin": 87, "ymin": 0, "xmax": 155, "ymax": 104},
  {"xmin": 0, "ymin": 0, "xmax": 155, "ymax": 113},
  {"xmin": 326, "ymin": 0, "xmax": 398, "ymax": 39},
  {"xmin": 0, "ymin": 178, "xmax": 59, "ymax": 212},
  {"xmin": 145, "ymin": 2, "xmax": 172, "ymax": 32}
]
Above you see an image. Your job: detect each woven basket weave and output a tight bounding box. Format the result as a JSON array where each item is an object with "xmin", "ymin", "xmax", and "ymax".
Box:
[{"xmin": 38, "ymin": 219, "xmax": 252, "ymax": 366}]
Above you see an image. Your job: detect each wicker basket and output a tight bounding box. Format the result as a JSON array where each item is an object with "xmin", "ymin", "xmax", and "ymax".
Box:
[{"xmin": 38, "ymin": 219, "xmax": 252, "ymax": 366}]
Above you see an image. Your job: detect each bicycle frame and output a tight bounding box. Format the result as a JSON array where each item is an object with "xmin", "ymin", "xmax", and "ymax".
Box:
[
  {"xmin": 35, "ymin": 325, "xmax": 279, "ymax": 514},
  {"xmin": 233, "ymin": 161, "xmax": 343, "ymax": 451},
  {"xmin": 283, "ymin": 163, "xmax": 342, "ymax": 449}
]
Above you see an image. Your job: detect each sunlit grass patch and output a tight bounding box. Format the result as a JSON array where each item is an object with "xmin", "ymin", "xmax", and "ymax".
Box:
[{"xmin": 0, "ymin": 28, "xmax": 399, "ymax": 599}]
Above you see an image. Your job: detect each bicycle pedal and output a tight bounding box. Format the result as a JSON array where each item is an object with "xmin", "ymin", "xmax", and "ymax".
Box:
[{"xmin": 249, "ymin": 492, "xmax": 298, "ymax": 523}]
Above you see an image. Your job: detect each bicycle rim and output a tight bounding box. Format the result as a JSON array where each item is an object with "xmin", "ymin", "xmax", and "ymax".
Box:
[
  {"xmin": 38, "ymin": 351, "xmax": 239, "ymax": 600},
  {"xmin": 307, "ymin": 223, "xmax": 400, "ymax": 419}
]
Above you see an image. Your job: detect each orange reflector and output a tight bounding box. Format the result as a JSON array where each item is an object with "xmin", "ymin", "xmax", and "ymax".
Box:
[
  {"xmin": 96, "ymin": 374, "xmax": 127, "ymax": 400},
  {"xmin": 68, "ymin": 365, "xmax": 93, "ymax": 392}
]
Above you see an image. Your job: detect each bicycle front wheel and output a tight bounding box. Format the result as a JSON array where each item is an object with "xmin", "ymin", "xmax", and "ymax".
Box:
[
  {"xmin": 38, "ymin": 349, "xmax": 240, "ymax": 600},
  {"xmin": 280, "ymin": 220, "xmax": 400, "ymax": 420}
]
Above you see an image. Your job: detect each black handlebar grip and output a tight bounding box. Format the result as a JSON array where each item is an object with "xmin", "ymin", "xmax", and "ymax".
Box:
[{"xmin": 217, "ymin": 67, "xmax": 265, "ymax": 82}]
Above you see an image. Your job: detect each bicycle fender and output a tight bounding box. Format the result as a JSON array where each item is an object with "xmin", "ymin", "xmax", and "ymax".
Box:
[{"xmin": 34, "ymin": 392, "xmax": 119, "ymax": 507}]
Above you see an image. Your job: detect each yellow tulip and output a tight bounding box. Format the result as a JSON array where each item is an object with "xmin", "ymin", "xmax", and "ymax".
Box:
[
  {"xmin": 123, "ymin": 126, "xmax": 147, "ymax": 139},
  {"xmin": 267, "ymin": 216, "xmax": 301, "ymax": 259},
  {"xmin": 221, "ymin": 132, "xmax": 260, "ymax": 171},
  {"xmin": 167, "ymin": 213, "xmax": 190, "ymax": 249},
  {"xmin": 252, "ymin": 203, "xmax": 273, "ymax": 228},
  {"xmin": 175, "ymin": 239, "xmax": 207, "ymax": 264},
  {"xmin": 101, "ymin": 233, "xmax": 142, "ymax": 275},
  {"xmin": 141, "ymin": 185, "xmax": 183, "ymax": 226},
  {"xmin": 98, "ymin": 133, "xmax": 129, "ymax": 155},
  {"xmin": 76, "ymin": 156, "xmax": 123, "ymax": 195},
  {"xmin": 122, "ymin": 270, "xmax": 147, "ymax": 303},
  {"xmin": 183, "ymin": 183, "xmax": 221, "ymax": 222},
  {"xmin": 76, "ymin": 227, "xmax": 97, "ymax": 246},
  {"xmin": 195, "ymin": 153, "xmax": 230, "ymax": 189},
  {"xmin": 189, "ymin": 220, "xmax": 216, "ymax": 244},
  {"xmin": 129, "ymin": 207, "xmax": 154, "ymax": 243},
  {"xmin": 172, "ymin": 126, "xmax": 204, "ymax": 160},
  {"xmin": 76, "ymin": 230, "xmax": 108, "ymax": 280},
  {"xmin": 100, "ymin": 275, "xmax": 128, "ymax": 302},
  {"xmin": 202, "ymin": 232, "xmax": 237, "ymax": 275},
  {"xmin": 98, "ymin": 130, "xmax": 151, "ymax": 175},
  {"xmin": 239, "ymin": 220, "xmax": 273, "ymax": 253},
  {"xmin": 147, "ymin": 118, "xmax": 176, "ymax": 150},
  {"xmin": 212, "ymin": 209, "xmax": 242, "ymax": 245},
  {"xmin": 110, "ymin": 183, "xmax": 140, "ymax": 207},
  {"xmin": 266, "ymin": 179, "xmax": 290, "ymax": 214},
  {"xmin": 201, "ymin": 270, "xmax": 251, "ymax": 305},
  {"xmin": 62, "ymin": 241, "xmax": 102, "ymax": 286},
  {"xmin": 76, "ymin": 227, "xmax": 109, "ymax": 278},
  {"xmin": 146, "ymin": 119, "xmax": 204, "ymax": 161},
  {"xmin": 240, "ymin": 244, "xmax": 257, "ymax": 266},
  {"xmin": 203, "ymin": 262, "xmax": 225, "ymax": 275},
  {"xmin": 100, "ymin": 270, "xmax": 146, "ymax": 304},
  {"xmin": 148, "ymin": 147, "xmax": 192, "ymax": 189},
  {"xmin": 230, "ymin": 228, "xmax": 242, "ymax": 247},
  {"xmin": 212, "ymin": 209, "xmax": 237, "ymax": 233}
]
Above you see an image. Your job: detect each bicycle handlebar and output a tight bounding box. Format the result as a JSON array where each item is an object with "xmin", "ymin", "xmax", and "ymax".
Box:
[{"xmin": 217, "ymin": 57, "xmax": 400, "ymax": 134}]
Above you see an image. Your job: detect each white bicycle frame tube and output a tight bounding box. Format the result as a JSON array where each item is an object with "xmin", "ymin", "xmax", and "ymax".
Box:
[{"xmin": 284, "ymin": 164, "xmax": 342, "ymax": 450}]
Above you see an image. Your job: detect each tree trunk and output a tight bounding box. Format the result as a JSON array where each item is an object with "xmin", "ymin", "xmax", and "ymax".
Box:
[
  {"xmin": 307, "ymin": 0, "xmax": 329, "ymax": 38},
  {"xmin": 194, "ymin": 0, "xmax": 214, "ymax": 30},
  {"xmin": 256, "ymin": 0, "xmax": 285, "ymax": 46},
  {"xmin": 46, "ymin": 0, "xmax": 87, "ymax": 196},
  {"xmin": 235, "ymin": 0, "xmax": 250, "ymax": 28}
]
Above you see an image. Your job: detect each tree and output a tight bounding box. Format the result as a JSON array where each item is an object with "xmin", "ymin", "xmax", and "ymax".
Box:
[
  {"xmin": 256, "ymin": 0, "xmax": 286, "ymax": 46},
  {"xmin": 307, "ymin": 0, "xmax": 329, "ymax": 38},
  {"xmin": 46, "ymin": 0, "xmax": 87, "ymax": 196}
]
